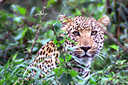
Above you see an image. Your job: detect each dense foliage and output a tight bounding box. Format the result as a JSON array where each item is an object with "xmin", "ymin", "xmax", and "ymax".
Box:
[{"xmin": 0, "ymin": 0, "xmax": 128, "ymax": 85}]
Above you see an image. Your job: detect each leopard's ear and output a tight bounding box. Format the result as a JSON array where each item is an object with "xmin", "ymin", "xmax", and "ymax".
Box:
[
  {"xmin": 58, "ymin": 15, "xmax": 72, "ymax": 30},
  {"xmin": 98, "ymin": 15, "xmax": 110, "ymax": 27}
]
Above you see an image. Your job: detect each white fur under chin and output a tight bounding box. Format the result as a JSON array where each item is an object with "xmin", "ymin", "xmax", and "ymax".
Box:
[
  {"xmin": 79, "ymin": 57, "xmax": 93, "ymax": 68},
  {"xmin": 82, "ymin": 57, "xmax": 93, "ymax": 66}
]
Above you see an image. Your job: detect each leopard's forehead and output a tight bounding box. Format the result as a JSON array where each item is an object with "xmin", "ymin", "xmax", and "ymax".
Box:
[{"xmin": 69, "ymin": 16, "xmax": 101, "ymax": 31}]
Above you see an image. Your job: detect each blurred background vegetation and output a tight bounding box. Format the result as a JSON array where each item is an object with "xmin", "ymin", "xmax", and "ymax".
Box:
[{"xmin": 0, "ymin": 0, "xmax": 128, "ymax": 84}]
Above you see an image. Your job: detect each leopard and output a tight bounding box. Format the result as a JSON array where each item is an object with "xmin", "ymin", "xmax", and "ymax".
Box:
[{"xmin": 22, "ymin": 15, "xmax": 110, "ymax": 84}]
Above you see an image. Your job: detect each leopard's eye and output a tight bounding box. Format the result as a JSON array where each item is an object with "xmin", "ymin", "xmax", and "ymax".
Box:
[
  {"xmin": 91, "ymin": 31, "xmax": 97, "ymax": 35},
  {"xmin": 73, "ymin": 31, "xmax": 80, "ymax": 36}
]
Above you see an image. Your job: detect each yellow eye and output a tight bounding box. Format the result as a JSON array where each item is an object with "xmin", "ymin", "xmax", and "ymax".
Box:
[
  {"xmin": 91, "ymin": 31, "xmax": 97, "ymax": 35},
  {"xmin": 73, "ymin": 31, "xmax": 80, "ymax": 36}
]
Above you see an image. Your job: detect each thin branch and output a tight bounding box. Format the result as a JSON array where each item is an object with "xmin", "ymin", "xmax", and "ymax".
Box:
[
  {"xmin": 0, "ymin": 56, "xmax": 10, "ymax": 65},
  {"xmin": 0, "ymin": 42, "xmax": 29, "ymax": 53},
  {"xmin": 25, "ymin": 0, "xmax": 46, "ymax": 61},
  {"xmin": 114, "ymin": 49, "xmax": 126, "ymax": 64},
  {"xmin": 116, "ymin": 1, "xmax": 121, "ymax": 39},
  {"xmin": 106, "ymin": 0, "xmax": 111, "ymax": 14},
  {"xmin": 102, "ymin": 28, "xmax": 128, "ymax": 53},
  {"xmin": 108, "ymin": 64, "xmax": 122, "ymax": 84},
  {"xmin": 51, "ymin": 26, "xmax": 61, "ymax": 46},
  {"xmin": 0, "ymin": 24, "xmax": 24, "ymax": 40},
  {"xmin": 25, "ymin": 0, "xmax": 29, "ymax": 11},
  {"xmin": 0, "ymin": 61, "xmax": 4, "ymax": 66},
  {"xmin": 49, "ymin": 8, "xmax": 59, "ymax": 15},
  {"xmin": 0, "ymin": 56, "xmax": 10, "ymax": 59}
]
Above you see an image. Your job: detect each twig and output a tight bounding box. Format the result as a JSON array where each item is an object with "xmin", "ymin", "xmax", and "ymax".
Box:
[
  {"xmin": 0, "ymin": 56, "xmax": 10, "ymax": 65},
  {"xmin": 114, "ymin": 49, "xmax": 126, "ymax": 64},
  {"xmin": 106, "ymin": 0, "xmax": 111, "ymax": 14},
  {"xmin": 0, "ymin": 42, "xmax": 29, "ymax": 53},
  {"xmin": 108, "ymin": 64, "xmax": 122, "ymax": 84},
  {"xmin": 102, "ymin": 28, "xmax": 128, "ymax": 53},
  {"xmin": 51, "ymin": 26, "xmax": 61, "ymax": 46},
  {"xmin": 0, "ymin": 25, "xmax": 24, "ymax": 40},
  {"xmin": 24, "ymin": 0, "xmax": 46, "ymax": 61},
  {"xmin": 0, "ymin": 61, "xmax": 4, "ymax": 66},
  {"xmin": 49, "ymin": 8, "xmax": 59, "ymax": 15},
  {"xmin": 25, "ymin": 0, "xmax": 29, "ymax": 11},
  {"xmin": 109, "ymin": 49, "xmax": 126, "ymax": 72},
  {"xmin": 116, "ymin": 1, "xmax": 121, "ymax": 39},
  {"xmin": 0, "ymin": 56, "xmax": 10, "ymax": 59},
  {"xmin": 51, "ymin": 26, "xmax": 64, "ymax": 55}
]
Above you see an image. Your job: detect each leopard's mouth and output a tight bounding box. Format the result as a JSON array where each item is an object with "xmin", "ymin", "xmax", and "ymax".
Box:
[
  {"xmin": 82, "ymin": 54, "xmax": 91, "ymax": 58},
  {"xmin": 82, "ymin": 52, "xmax": 94, "ymax": 58},
  {"xmin": 74, "ymin": 50, "xmax": 92, "ymax": 58}
]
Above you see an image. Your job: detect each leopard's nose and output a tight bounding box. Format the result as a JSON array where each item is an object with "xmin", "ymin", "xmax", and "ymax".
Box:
[{"xmin": 80, "ymin": 46, "xmax": 92, "ymax": 53}]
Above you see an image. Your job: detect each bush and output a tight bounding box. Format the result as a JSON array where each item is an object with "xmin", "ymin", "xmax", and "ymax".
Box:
[{"xmin": 0, "ymin": 0, "xmax": 128, "ymax": 85}]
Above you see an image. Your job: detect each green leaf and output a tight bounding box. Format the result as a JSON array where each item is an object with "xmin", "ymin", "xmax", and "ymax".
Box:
[
  {"xmin": 30, "ymin": 7, "xmax": 36, "ymax": 16},
  {"xmin": 75, "ymin": 9, "xmax": 82, "ymax": 15},
  {"xmin": 66, "ymin": 54, "xmax": 72, "ymax": 61},
  {"xmin": 109, "ymin": 77, "xmax": 112, "ymax": 81},
  {"xmin": 59, "ymin": 58, "xmax": 64, "ymax": 62},
  {"xmin": 11, "ymin": 5, "xmax": 26, "ymax": 15},
  {"xmin": 89, "ymin": 79, "xmax": 97, "ymax": 84},
  {"xmin": 54, "ymin": 68, "xmax": 59, "ymax": 75},
  {"xmin": 46, "ymin": 0, "xmax": 57, "ymax": 8},
  {"xmin": 60, "ymin": 73, "xmax": 72, "ymax": 84},
  {"xmin": 12, "ymin": 53, "xmax": 18, "ymax": 61},
  {"xmin": 56, "ymin": 36, "xmax": 64, "ymax": 42},
  {"xmin": 8, "ymin": 34, "xmax": 16, "ymax": 43},
  {"xmin": 21, "ymin": 27, "xmax": 28, "ymax": 39},
  {"xmin": 53, "ymin": 38, "xmax": 60, "ymax": 47},
  {"xmin": 13, "ymin": 16, "xmax": 23, "ymax": 23},
  {"xmin": 63, "ymin": 0, "xmax": 67, "ymax": 6},
  {"xmin": 107, "ymin": 65, "xmax": 113, "ymax": 71},
  {"xmin": 109, "ymin": 45, "xmax": 119, "ymax": 50},
  {"xmin": 69, "ymin": 70, "xmax": 78, "ymax": 77},
  {"xmin": 54, "ymin": 68, "xmax": 63, "ymax": 77},
  {"xmin": 116, "ymin": 60, "xmax": 127, "ymax": 65},
  {"xmin": 82, "ymin": 2, "xmax": 90, "ymax": 8},
  {"xmin": 53, "ymin": 21, "xmax": 62, "ymax": 31},
  {"xmin": 97, "ymin": 70, "xmax": 103, "ymax": 73},
  {"xmin": 120, "ymin": 7, "xmax": 127, "ymax": 22}
]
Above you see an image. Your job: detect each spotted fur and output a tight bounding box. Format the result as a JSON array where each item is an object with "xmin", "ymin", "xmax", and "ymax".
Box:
[{"xmin": 26, "ymin": 15, "xmax": 110, "ymax": 83}]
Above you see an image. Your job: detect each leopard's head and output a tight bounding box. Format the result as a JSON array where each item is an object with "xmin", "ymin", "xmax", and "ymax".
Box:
[{"xmin": 59, "ymin": 15, "xmax": 110, "ymax": 58}]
